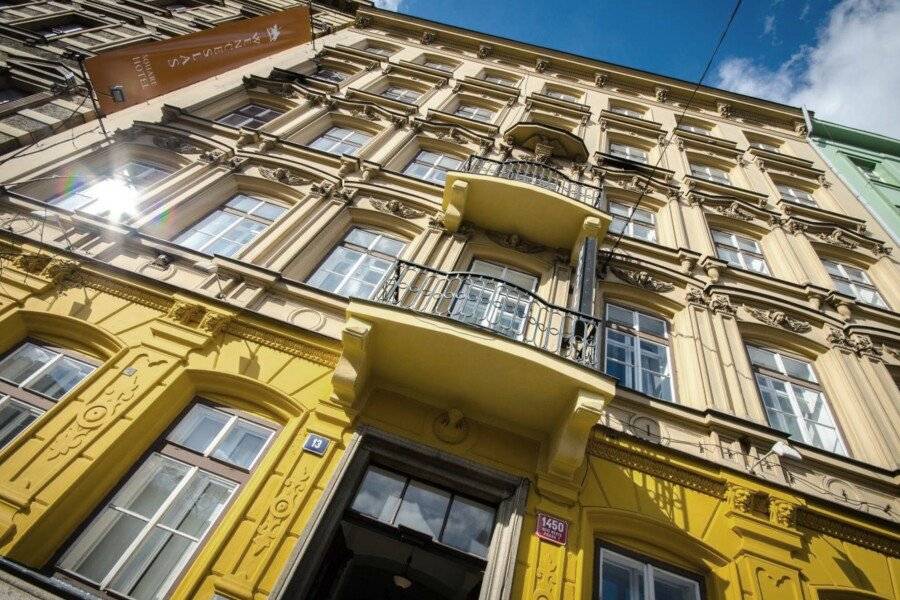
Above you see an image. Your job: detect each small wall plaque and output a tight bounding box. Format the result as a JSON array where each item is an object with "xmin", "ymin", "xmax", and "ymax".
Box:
[{"xmin": 303, "ymin": 433, "xmax": 330, "ymax": 456}]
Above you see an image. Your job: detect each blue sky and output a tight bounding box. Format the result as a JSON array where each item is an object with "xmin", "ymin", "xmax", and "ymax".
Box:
[{"xmin": 374, "ymin": 0, "xmax": 900, "ymax": 137}]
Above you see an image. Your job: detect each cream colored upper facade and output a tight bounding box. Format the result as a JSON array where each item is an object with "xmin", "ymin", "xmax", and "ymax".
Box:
[{"xmin": 0, "ymin": 0, "xmax": 897, "ymax": 543}]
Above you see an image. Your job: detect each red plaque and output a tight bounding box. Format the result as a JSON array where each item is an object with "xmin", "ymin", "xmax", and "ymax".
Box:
[{"xmin": 535, "ymin": 512, "xmax": 568, "ymax": 545}]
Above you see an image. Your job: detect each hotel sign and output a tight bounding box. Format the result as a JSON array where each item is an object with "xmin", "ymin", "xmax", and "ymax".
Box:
[{"xmin": 84, "ymin": 5, "xmax": 312, "ymax": 115}]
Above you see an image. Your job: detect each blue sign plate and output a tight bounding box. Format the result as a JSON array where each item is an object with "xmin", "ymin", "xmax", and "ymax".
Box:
[{"xmin": 303, "ymin": 433, "xmax": 330, "ymax": 456}]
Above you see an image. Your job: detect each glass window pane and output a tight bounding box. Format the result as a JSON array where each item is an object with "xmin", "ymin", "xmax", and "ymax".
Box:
[
  {"xmin": 440, "ymin": 496, "xmax": 495, "ymax": 558},
  {"xmin": 61, "ymin": 510, "xmax": 147, "ymax": 584},
  {"xmin": 654, "ymin": 571, "xmax": 698, "ymax": 600},
  {"xmin": 394, "ymin": 480, "xmax": 451, "ymax": 539},
  {"xmin": 606, "ymin": 304, "xmax": 634, "ymax": 327},
  {"xmin": 226, "ymin": 194, "xmax": 258, "ymax": 213},
  {"xmin": 117, "ymin": 454, "xmax": 191, "ymax": 518},
  {"xmin": 159, "ymin": 470, "xmax": 235, "ymax": 537},
  {"xmin": 252, "ymin": 201, "xmax": 286, "ymax": 222},
  {"xmin": 210, "ymin": 419, "xmax": 272, "ymax": 469},
  {"xmin": 0, "ymin": 397, "xmax": 42, "ymax": 449},
  {"xmin": 0, "ymin": 342, "xmax": 57, "ymax": 385},
  {"xmin": 27, "ymin": 356, "xmax": 95, "ymax": 400},
  {"xmin": 781, "ymin": 355, "xmax": 815, "ymax": 382},
  {"xmin": 747, "ymin": 346, "xmax": 778, "ymax": 370},
  {"xmin": 373, "ymin": 236, "xmax": 405, "ymax": 257},
  {"xmin": 168, "ymin": 405, "xmax": 231, "ymax": 455},
  {"xmin": 351, "ymin": 466, "xmax": 406, "ymax": 523},
  {"xmin": 346, "ymin": 228, "xmax": 378, "ymax": 248},
  {"xmin": 110, "ymin": 527, "xmax": 194, "ymax": 600},
  {"xmin": 601, "ymin": 557, "xmax": 643, "ymax": 600},
  {"xmin": 637, "ymin": 313, "xmax": 666, "ymax": 337}
]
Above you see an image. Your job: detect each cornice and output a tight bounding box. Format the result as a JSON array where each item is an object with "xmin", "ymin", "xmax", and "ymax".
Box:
[{"xmin": 796, "ymin": 510, "xmax": 900, "ymax": 557}]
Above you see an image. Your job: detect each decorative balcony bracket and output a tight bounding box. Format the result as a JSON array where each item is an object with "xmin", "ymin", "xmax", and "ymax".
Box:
[
  {"xmin": 544, "ymin": 389, "xmax": 607, "ymax": 480},
  {"xmin": 330, "ymin": 317, "xmax": 373, "ymax": 409}
]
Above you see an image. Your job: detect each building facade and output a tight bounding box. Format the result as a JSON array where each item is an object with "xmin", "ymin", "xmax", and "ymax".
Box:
[
  {"xmin": 806, "ymin": 112, "xmax": 900, "ymax": 244},
  {"xmin": 0, "ymin": 3, "xmax": 897, "ymax": 600}
]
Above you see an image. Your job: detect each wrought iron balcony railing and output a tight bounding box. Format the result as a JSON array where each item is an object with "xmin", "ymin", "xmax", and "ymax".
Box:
[
  {"xmin": 374, "ymin": 260, "xmax": 602, "ymax": 371},
  {"xmin": 458, "ymin": 156, "xmax": 604, "ymax": 208}
]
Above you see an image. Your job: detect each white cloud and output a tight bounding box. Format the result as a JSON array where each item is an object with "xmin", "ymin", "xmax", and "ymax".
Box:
[
  {"xmin": 715, "ymin": 0, "xmax": 900, "ymax": 137},
  {"xmin": 762, "ymin": 14, "xmax": 776, "ymax": 36},
  {"xmin": 373, "ymin": 0, "xmax": 403, "ymax": 10}
]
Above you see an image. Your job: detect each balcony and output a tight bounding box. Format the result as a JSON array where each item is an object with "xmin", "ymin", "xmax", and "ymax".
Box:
[
  {"xmin": 442, "ymin": 156, "xmax": 611, "ymax": 264},
  {"xmin": 337, "ymin": 260, "xmax": 616, "ymax": 479}
]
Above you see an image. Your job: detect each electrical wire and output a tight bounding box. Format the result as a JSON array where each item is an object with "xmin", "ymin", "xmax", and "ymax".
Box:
[{"xmin": 599, "ymin": 0, "xmax": 744, "ymax": 275}]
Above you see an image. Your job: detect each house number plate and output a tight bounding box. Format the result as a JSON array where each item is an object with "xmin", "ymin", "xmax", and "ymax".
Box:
[
  {"xmin": 302, "ymin": 433, "xmax": 330, "ymax": 456},
  {"xmin": 536, "ymin": 512, "xmax": 568, "ymax": 545}
]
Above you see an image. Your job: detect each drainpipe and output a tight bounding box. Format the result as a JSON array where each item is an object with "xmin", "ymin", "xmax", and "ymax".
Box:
[{"xmin": 802, "ymin": 106, "xmax": 899, "ymax": 245}]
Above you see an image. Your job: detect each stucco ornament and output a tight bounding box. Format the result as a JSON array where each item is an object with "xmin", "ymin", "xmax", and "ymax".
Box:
[
  {"xmin": 729, "ymin": 484, "xmax": 755, "ymax": 514},
  {"xmin": 487, "ymin": 230, "xmax": 545, "ymax": 253},
  {"xmin": 259, "ymin": 166, "xmax": 309, "ymax": 186},
  {"xmin": 609, "ymin": 266, "xmax": 675, "ymax": 292},
  {"xmin": 370, "ymin": 198, "xmax": 424, "ymax": 219},
  {"xmin": 712, "ymin": 201, "xmax": 754, "ymax": 222},
  {"xmin": 709, "ymin": 294, "xmax": 737, "ymax": 316},
  {"xmin": 827, "ymin": 327, "xmax": 882, "ymax": 359},
  {"xmin": 746, "ymin": 307, "xmax": 811, "ymax": 333},
  {"xmin": 769, "ymin": 498, "xmax": 799, "ymax": 528},
  {"xmin": 477, "ymin": 43, "xmax": 493, "ymax": 58},
  {"xmin": 817, "ymin": 229, "xmax": 858, "ymax": 250},
  {"xmin": 433, "ymin": 408, "xmax": 469, "ymax": 444},
  {"xmin": 166, "ymin": 301, "xmax": 206, "ymax": 327},
  {"xmin": 152, "ymin": 135, "xmax": 200, "ymax": 154}
]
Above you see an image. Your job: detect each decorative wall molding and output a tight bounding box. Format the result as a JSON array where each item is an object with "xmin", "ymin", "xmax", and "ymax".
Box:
[
  {"xmin": 152, "ymin": 135, "xmax": 201, "ymax": 154},
  {"xmin": 370, "ymin": 198, "xmax": 424, "ymax": 219},
  {"xmin": 225, "ymin": 322, "xmax": 339, "ymax": 368},
  {"xmin": 259, "ymin": 166, "xmax": 310, "ymax": 186},
  {"xmin": 826, "ymin": 328, "xmax": 882, "ymax": 360},
  {"xmin": 797, "ymin": 510, "xmax": 900, "ymax": 557},
  {"xmin": 745, "ymin": 307, "xmax": 812, "ymax": 333},
  {"xmin": 486, "ymin": 230, "xmax": 545, "ymax": 254},
  {"xmin": 608, "ymin": 266, "xmax": 675, "ymax": 292}
]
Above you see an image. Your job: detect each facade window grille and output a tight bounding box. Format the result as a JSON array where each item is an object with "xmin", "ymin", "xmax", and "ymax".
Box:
[
  {"xmin": 216, "ymin": 104, "xmax": 282, "ymax": 129},
  {"xmin": 308, "ymin": 126, "xmax": 371, "ymax": 156},
  {"xmin": 777, "ymin": 184, "xmax": 817, "ymax": 207},
  {"xmin": 381, "ymin": 85, "xmax": 422, "ymax": 104},
  {"xmin": 822, "ymin": 259, "xmax": 888, "ymax": 308},
  {"xmin": 609, "ymin": 106, "xmax": 645, "ymax": 119},
  {"xmin": 58, "ymin": 402, "xmax": 276, "ymax": 600},
  {"xmin": 689, "ymin": 163, "xmax": 730, "ymax": 185},
  {"xmin": 747, "ymin": 345, "xmax": 846, "ymax": 455},
  {"xmin": 712, "ymin": 230, "xmax": 770, "ymax": 274},
  {"xmin": 0, "ymin": 341, "xmax": 96, "ymax": 450},
  {"xmin": 308, "ymin": 228, "xmax": 406, "ymax": 299},
  {"xmin": 350, "ymin": 465, "xmax": 496, "ymax": 558},
  {"xmin": 312, "ymin": 67, "xmax": 346, "ymax": 83},
  {"xmin": 50, "ymin": 161, "xmax": 171, "ymax": 218},
  {"xmin": 175, "ymin": 194, "xmax": 287, "ymax": 258},
  {"xmin": 451, "ymin": 259, "xmax": 539, "ymax": 339},
  {"xmin": 454, "ymin": 104, "xmax": 493, "ymax": 123},
  {"xmin": 609, "ymin": 201, "xmax": 656, "ymax": 242},
  {"xmin": 603, "ymin": 304, "xmax": 674, "ymax": 402},
  {"xmin": 403, "ymin": 150, "xmax": 462, "ymax": 184},
  {"xmin": 598, "ymin": 546, "xmax": 702, "ymax": 600},
  {"xmin": 609, "ymin": 142, "xmax": 648, "ymax": 164}
]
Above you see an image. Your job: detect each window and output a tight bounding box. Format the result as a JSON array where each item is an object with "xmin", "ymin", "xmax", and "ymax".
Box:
[
  {"xmin": 381, "ymin": 85, "xmax": 421, "ymax": 104},
  {"xmin": 307, "ymin": 228, "xmax": 406, "ymax": 299},
  {"xmin": 609, "ymin": 143, "xmax": 649, "ymax": 164},
  {"xmin": 849, "ymin": 157, "xmax": 884, "ymax": 182},
  {"xmin": 604, "ymin": 304, "xmax": 673, "ymax": 401},
  {"xmin": 822, "ymin": 260, "xmax": 888, "ymax": 308},
  {"xmin": 483, "ymin": 73, "xmax": 516, "ymax": 87},
  {"xmin": 609, "ymin": 201, "xmax": 656, "ymax": 242},
  {"xmin": 216, "ymin": 104, "xmax": 282, "ymax": 129},
  {"xmin": 776, "ymin": 184, "xmax": 816, "ymax": 207},
  {"xmin": 0, "ymin": 87, "xmax": 25, "ymax": 104},
  {"xmin": 750, "ymin": 140, "xmax": 780, "ymax": 152},
  {"xmin": 174, "ymin": 194, "xmax": 287, "ymax": 257},
  {"xmin": 0, "ymin": 341, "xmax": 96, "ymax": 450},
  {"xmin": 712, "ymin": 230, "xmax": 769, "ymax": 274},
  {"xmin": 454, "ymin": 104, "xmax": 494, "ymax": 123},
  {"xmin": 403, "ymin": 150, "xmax": 462, "ymax": 184},
  {"xmin": 545, "ymin": 89, "xmax": 579, "ymax": 102},
  {"xmin": 451, "ymin": 259, "xmax": 539, "ymax": 339},
  {"xmin": 58, "ymin": 402, "xmax": 275, "ymax": 600},
  {"xmin": 747, "ymin": 345, "xmax": 846, "ymax": 455},
  {"xmin": 311, "ymin": 67, "xmax": 346, "ymax": 83},
  {"xmin": 677, "ymin": 123, "xmax": 711, "ymax": 135},
  {"xmin": 689, "ymin": 163, "xmax": 730, "ymax": 185},
  {"xmin": 39, "ymin": 22, "xmax": 85, "ymax": 36},
  {"xmin": 365, "ymin": 44, "xmax": 394, "ymax": 57},
  {"xmin": 308, "ymin": 126, "xmax": 371, "ymax": 156},
  {"xmin": 50, "ymin": 161, "xmax": 172, "ymax": 220},
  {"xmin": 610, "ymin": 106, "xmax": 645, "ymax": 119},
  {"xmin": 423, "ymin": 60, "xmax": 454, "ymax": 73},
  {"xmin": 598, "ymin": 546, "xmax": 702, "ymax": 600},
  {"xmin": 351, "ymin": 465, "xmax": 495, "ymax": 558}
]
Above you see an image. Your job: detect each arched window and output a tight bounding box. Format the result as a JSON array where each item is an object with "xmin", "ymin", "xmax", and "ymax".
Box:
[
  {"xmin": 307, "ymin": 227, "xmax": 407, "ymax": 299},
  {"xmin": 598, "ymin": 544, "xmax": 703, "ymax": 600},
  {"xmin": 821, "ymin": 259, "xmax": 888, "ymax": 308},
  {"xmin": 746, "ymin": 344, "xmax": 846, "ymax": 455},
  {"xmin": 403, "ymin": 150, "xmax": 463, "ymax": 184},
  {"xmin": 173, "ymin": 193, "xmax": 288, "ymax": 258},
  {"xmin": 308, "ymin": 126, "xmax": 372, "ymax": 156},
  {"xmin": 450, "ymin": 258, "xmax": 539, "ymax": 339},
  {"xmin": 49, "ymin": 161, "xmax": 173, "ymax": 221},
  {"xmin": 603, "ymin": 304, "xmax": 674, "ymax": 402},
  {"xmin": 712, "ymin": 230, "xmax": 769, "ymax": 275},
  {"xmin": 0, "ymin": 340, "xmax": 97, "ymax": 450},
  {"xmin": 57, "ymin": 401, "xmax": 277, "ymax": 599}
]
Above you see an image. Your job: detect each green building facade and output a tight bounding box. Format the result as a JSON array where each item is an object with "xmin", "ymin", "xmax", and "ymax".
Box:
[{"xmin": 805, "ymin": 108, "xmax": 900, "ymax": 243}]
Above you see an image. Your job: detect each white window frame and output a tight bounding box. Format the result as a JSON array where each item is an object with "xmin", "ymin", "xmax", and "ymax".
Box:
[
  {"xmin": 609, "ymin": 142, "xmax": 649, "ymax": 164},
  {"xmin": 677, "ymin": 123, "xmax": 712, "ymax": 135},
  {"xmin": 545, "ymin": 88, "xmax": 580, "ymax": 102},
  {"xmin": 423, "ymin": 60, "xmax": 454, "ymax": 73},
  {"xmin": 381, "ymin": 85, "xmax": 421, "ymax": 104},
  {"xmin": 454, "ymin": 104, "xmax": 494, "ymax": 123},
  {"xmin": 690, "ymin": 163, "xmax": 730, "ymax": 185},
  {"xmin": 712, "ymin": 230, "xmax": 770, "ymax": 274},
  {"xmin": 307, "ymin": 228, "xmax": 407, "ymax": 299},
  {"xmin": 603, "ymin": 304, "xmax": 674, "ymax": 402},
  {"xmin": 452, "ymin": 259, "xmax": 539, "ymax": 340},
  {"xmin": 609, "ymin": 106, "xmax": 646, "ymax": 119},
  {"xmin": 50, "ymin": 161, "xmax": 171, "ymax": 218},
  {"xmin": 597, "ymin": 546, "xmax": 702, "ymax": 600},
  {"xmin": 776, "ymin": 184, "xmax": 816, "ymax": 207},
  {"xmin": 482, "ymin": 73, "xmax": 516, "ymax": 87},
  {"xmin": 174, "ymin": 194, "xmax": 286, "ymax": 257},
  {"xmin": 609, "ymin": 201, "xmax": 656, "ymax": 242},
  {"xmin": 821, "ymin": 260, "xmax": 888, "ymax": 308},
  {"xmin": 216, "ymin": 104, "xmax": 282, "ymax": 129},
  {"xmin": 308, "ymin": 126, "xmax": 371, "ymax": 156},
  {"xmin": 312, "ymin": 67, "xmax": 346, "ymax": 83},
  {"xmin": 403, "ymin": 150, "xmax": 463, "ymax": 184}
]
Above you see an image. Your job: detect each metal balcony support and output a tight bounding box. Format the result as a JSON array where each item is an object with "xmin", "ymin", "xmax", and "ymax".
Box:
[{"xmin": 375, "ymin": 260, "xmax": 603, "ymax": 371}]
